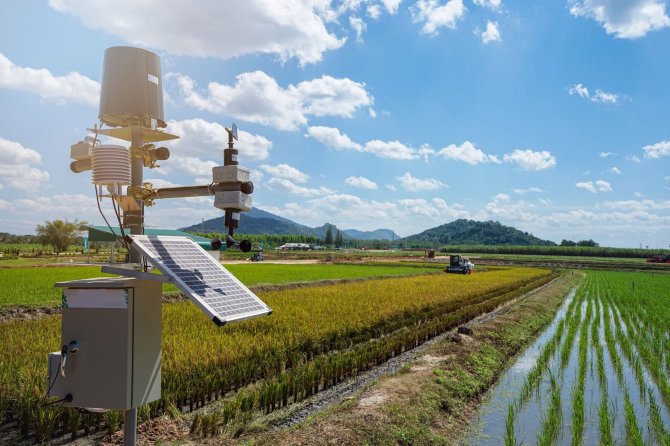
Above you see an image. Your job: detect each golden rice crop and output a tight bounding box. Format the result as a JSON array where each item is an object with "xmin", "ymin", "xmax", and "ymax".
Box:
[{"xmin": 0, "ymin": 266, "xmax": 551, "ymax": 441}]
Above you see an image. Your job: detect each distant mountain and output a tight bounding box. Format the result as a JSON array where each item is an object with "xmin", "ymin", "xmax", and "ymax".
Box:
[
  {"xmin": 402, "ymin": 219, "xmax": 556, "ymax": 246},
  {"xmin": 180, "ymin": 208, "xmax": 400, "ymax": 241},
  {"xmin": 344, "ymin": 228, "xmax": 399, "ymax": 241}
]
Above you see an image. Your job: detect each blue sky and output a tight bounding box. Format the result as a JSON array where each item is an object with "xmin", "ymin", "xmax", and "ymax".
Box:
[{"xmin": 0, "ymin": 0, "xmax": 669, "ymax": 247}]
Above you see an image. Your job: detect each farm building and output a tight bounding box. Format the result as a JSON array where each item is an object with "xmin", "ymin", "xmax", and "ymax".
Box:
[{"xmin": 86, "ymin": 225, "xmax": 220, "ymax": 260}]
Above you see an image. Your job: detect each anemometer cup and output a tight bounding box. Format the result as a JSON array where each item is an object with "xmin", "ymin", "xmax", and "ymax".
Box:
[{"xmin": 222, "ymin": 235, "xmax": 252, "ymax": 252}]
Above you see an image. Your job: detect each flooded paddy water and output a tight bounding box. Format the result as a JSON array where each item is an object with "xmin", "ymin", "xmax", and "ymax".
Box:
[{"xmin": 463, "ymin": 271, "xmax": 670, "ymax": 446}]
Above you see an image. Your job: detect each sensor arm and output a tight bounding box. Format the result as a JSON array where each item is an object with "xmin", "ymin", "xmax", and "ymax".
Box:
[{"xmin": 129, "ymin": 181, "xmax": 253, "ymax": 202}]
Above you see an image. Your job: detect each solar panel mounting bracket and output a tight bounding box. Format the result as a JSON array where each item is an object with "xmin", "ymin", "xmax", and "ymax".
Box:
[{"xmin": 101, "ymin": 265, "xmax": 175, "ymax": 284}]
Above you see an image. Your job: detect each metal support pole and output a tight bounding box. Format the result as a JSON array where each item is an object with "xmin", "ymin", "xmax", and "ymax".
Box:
[
  {"xmin": 128, "ymin": 126, "xmax": 144, "ymax": 264},
  {"xmin": 123, "ymin": 127, "xmax": 143, "ymax": 446},
  {"xmin": 123, "ymin": 407, "xmax": 137, "ymax": 446}
]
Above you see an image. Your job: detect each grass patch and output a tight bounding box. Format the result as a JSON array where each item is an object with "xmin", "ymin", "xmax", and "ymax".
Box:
[
  {"xmin": 0, "ymin": 267, "xmax": 117, "ymax": 307},
  {"xmin": 225, "ymin": 262, "xmax": 441, "ymax": 287}
]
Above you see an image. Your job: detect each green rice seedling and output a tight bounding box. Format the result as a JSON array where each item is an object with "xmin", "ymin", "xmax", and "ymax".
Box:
[
  {"xmin": 519, "ymin": 318, "xmax": 566, "ymax": 402},
  {"xmin": 571, "ymin": 299, "xmax": 591, "ymax": 446},
  {"xmin": 537, "ymin": 373, "xmax": 562, "ymax": 446},
  {"xmin": 623, "ymin": 393, "xmax": 643, "ymax": 446},
  {"xmin": 598, "ymin": 395, "xmax": 613, "ymax": 446},
  {"xmin": 518, "ymin": 285, "xmax": 584, "ymax": 404},
  {"xmin": 609, "ymin": 305, "xmax": 647, "ymax": 398},
  {"xmin": 647, "ymin": 390, "xmax": 670, "ymax": 445},
  {"xmin": 602, "ymin": 305, "xmax": 623, "ymax": 383},
  {"xmin": 591, "ymin": 299, "xmax": 614, "ymax": 446},
  {"xmin": 560, "ymin": 298, "xmax": 583, "ymax": 369},
  {"xmin": 504, "ymin": 403, "xmax": 517, "ymax": 446}
]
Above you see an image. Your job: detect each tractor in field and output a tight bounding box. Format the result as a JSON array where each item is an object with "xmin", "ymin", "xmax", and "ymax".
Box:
[
  {"xmin": 647, "ymin": 254, "xmax": 670, "ymax": 263},
  {"xmin": 445, "ymin": 254, "xmax": 474, "ymax": 274}
]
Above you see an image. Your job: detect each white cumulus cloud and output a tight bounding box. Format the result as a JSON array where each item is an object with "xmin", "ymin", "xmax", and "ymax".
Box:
[
  {"xmin": 481, "ymin": 21, "xmax": 502, "ymax": 43},
  {"xmin": 411, "ymin": 0, "xmax": 467, "ymax": 35},
  {"xmin": 306, "ymin": 126, "xmax": 362, "ymax": 151},
  {"xmin": 364, "ymin": 140, "xmax": 417, "ymax": 160},
  {"xmin": 473, "ymin": 0, "xmax": 502, "ymax": 9},
  {"xmin": 349, "ymin": 15, "xmax": 367, "ymax": 42},
  {"xmin": 381, "ymin": 0, "xmax": 402, "ymax": 14},
  {"xmin": 167, "ymin": 118, "xmax": 271, "ymax": 161},
  {"xmin": 294, "ymin": 75, "xmax": 374, "ymax": 118},
  {"xmin": 267, "ymin": 192, "xmax": 469, "ymax": 234},
  {"xmin": 609, "ymin": 166, "xmax": 622, "ymax": 174},
  {"xmin": 602, "ymin": 199, "xmax": 670, "ymax": 211},
  {"xmin": 345, "ymin": 176, "xmax": 378, "ymax": 189},
  {"xmin": 159, "ymin": 155, "xmax": 218, "ymax": 179},
  {"xmin": 306, "ymin": 127, "xmax": 419, "ymax": 160},
  {"xmin": 396, "ymin": 172, "xmax": 446, "ymax": 191},
  {"xmin": 503, "ymin": 149, "xmax": 556, "ymax": 171},
  {"xmin": 642, "ymin": 140, "xmax": 670, "ymax": 158},
  {"xmin": 266, "ymin": 177, "xmax": 335, "ymax": 197},
  {"xmin": 49, "ymin": 0, "xmax": 346, "ymax": 65},
  {"xmin": 569, "ymin": 0, "xmax": 670, "ymax": 39},
  {"xmin": 0, "ymin": 52, "xmax": 99, "ymax": 105},
  {"xmin": 437, "ymin": 141, "xmax": 499, "ymax": 164},
  {"xmin": 576, "ymin": 180, "xmax": 612, "ymax": 193},
  {"xmin": 0, "ymin": 137, "xmax": 50, "ymax": 191},
  {"xmin": 367, "ymin": 4, "xmax": 382, "ymax": 18},
  {"xmin": 173, "ymin": 72, "xmax": 373, "ymax": 131},
  {"xmin": 260, "ymin": 164, "xmax": 310, "ymax": 184},
  {"xmin": 599, "ymin": 151, "xmax": 615, "ymax": 158}
]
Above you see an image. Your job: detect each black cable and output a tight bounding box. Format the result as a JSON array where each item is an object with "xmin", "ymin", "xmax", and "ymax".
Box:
[
  {"xmin": 90, "ymin": 122, "xmax": 130, "ymax": 252},
  {"xmin": 95, "ymin": 185, "xmax": 127, "ymax": 249},
  {"xmin": 111, "ymin": 194, "xmax": 130, "ymax": 251},
  {"xmin": 45, "ymin": 345, "xmax": 67, "ymax": 401},
  {"xmin": 45, "ymin": 358, "xmax": 61, "ymax": 397},
  {"xmin": 44, "ymin": 394, "xmax": 72, "ymax": 406}
]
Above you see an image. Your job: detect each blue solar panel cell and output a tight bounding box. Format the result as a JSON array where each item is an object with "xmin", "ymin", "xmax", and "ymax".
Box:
[{"xmin": 129, "ymin": 235, "xmax": 271, "ymax": 324}]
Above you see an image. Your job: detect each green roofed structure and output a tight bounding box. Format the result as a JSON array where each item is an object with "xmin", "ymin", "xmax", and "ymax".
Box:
[{"xmin": 86, "ymin": 226, "xmax": 219, "ymax": 261}]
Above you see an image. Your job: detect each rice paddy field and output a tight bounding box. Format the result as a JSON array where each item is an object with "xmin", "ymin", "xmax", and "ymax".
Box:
[
  {"xmin": 0, "ymin": 266, "xmax": 553, "ymax": 443},
  {"xmin": 0, "ymin": 262, "xmax": 441, "ymax": 307},
  {"xmin": 468, "ymin": 270, "xmax": 670, "ymax": 446},
  {"xmin": 5, "ymin": 256, "xmax": 667, "ymax": 446}
]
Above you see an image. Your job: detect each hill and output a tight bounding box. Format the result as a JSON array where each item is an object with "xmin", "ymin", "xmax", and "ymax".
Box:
[
  {"xmin": 402, "ymin": 219, "xmax": 556, "ymax": 246},
  {"xmin": 180, "ymin": 208, "xmax": 399, "ymax": 241}
]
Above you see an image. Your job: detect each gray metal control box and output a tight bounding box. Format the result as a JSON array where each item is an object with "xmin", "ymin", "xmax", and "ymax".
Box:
[{"xmin": 47, "ymin": 277, "xmax": 162, "ymax": 410}]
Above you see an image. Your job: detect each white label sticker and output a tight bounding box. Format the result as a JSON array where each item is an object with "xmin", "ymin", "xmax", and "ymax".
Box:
[
  {"xmin": 232, "ymin": 212, "xmax": 240, "ymax": 221},
  {"xmin": 147, "ymin": 74, "xmax": 159, "ymax": 84}
]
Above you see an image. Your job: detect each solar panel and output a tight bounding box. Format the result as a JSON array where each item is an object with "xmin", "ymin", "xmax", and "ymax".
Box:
[{"xmin": 129, "ymin": 235, "xmax": 271, "ymax": 325}]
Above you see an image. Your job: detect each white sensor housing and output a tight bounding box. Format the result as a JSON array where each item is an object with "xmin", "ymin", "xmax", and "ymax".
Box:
[
  {"xmin": 214, "ymin": 191, "xmax": 252, "ymax": 212},
  {"xmin": 212, "ymin": 165, "xmax": 250, "ymax": 183}
]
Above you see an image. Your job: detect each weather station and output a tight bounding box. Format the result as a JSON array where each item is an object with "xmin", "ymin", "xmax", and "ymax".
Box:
[{"xmin": 45, "ymin": 46, "xmax": 271, "ymax": 446}]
